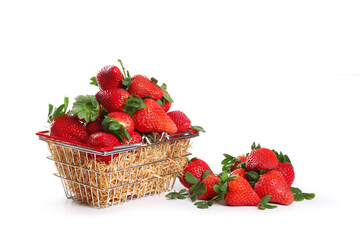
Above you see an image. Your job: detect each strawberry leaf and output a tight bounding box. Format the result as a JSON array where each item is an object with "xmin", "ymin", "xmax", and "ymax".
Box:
[
  {"xmin": 165, "ymin": 189, "xmax": 189, "ymax": 200},
  {"xmin": 185, "ymin": 172, "xmax": 200, "ymax": 185},
  {"xmin": 90, "ymin": 76, "xmax": 98, "ymax": 87},
  {"xmin": 258, "ymin": 195, "xmax": 278, "ymax": 210},
  {"xmin": 202, "ymin": 170, "xmax": 212, "ymax": 180},
  {"xmin": 101, "ymin": 116, "xmax": 131, "ymax": 144},
  {"xmin": 290, "ymin": 187, "xmax": 316, "ymax": 201},
  {"xmin": 190, "ymin": 125, "xmax": 205, "ymax": 133},
  {"xmin": 189, "ymin": 181, "xmax": 207, "ymax": 202},
  {"xmin": 124, "ymin": 95, "xmax": 147, "ymax": 116}
]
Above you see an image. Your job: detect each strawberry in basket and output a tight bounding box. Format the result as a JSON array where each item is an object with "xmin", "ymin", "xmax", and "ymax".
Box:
[{"xmin": 48, "ymin": 97, "xmax": 89, "ymax": 143}]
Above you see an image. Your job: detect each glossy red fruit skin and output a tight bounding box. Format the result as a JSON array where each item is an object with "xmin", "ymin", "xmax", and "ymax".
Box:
[
  {"xmin": 86, "ymin": 118, "xmax": 103, "ymax": 135},
  {"xmin": 107, "ymin": 112, "xmax": 135, "ymax": 134},
  {"xmin": 86, "ymin": 132, "xmax": 121, "ymax": 163},
  {"xmin": 253, "ymin": 170, "xmax": 294, "ymax": 205},
  {"xmin": 162, "ymin": 91, "xmax": 172, "ymax": 112},
  {"xmin": 224, "ymin": 176, "xmax": 261, "ymax": 206},
  {"xmin": 277, "ymin": 162, "xmax": 295, "ymax": 187},
  {"xmin": 231, "ymin": 156, "xmax": 247, "ymax": 172},
  {"xmin": 96, "ymin": 65, "xmax": 124, "ymax": 90},
  {"xmin": 129, "ymin": 75, "xmax": 163, "ymax": 99},
  {"xmin": 231, "ymin": 168, "xmax": 247, "ymax": 178},
  {"xmin": 179, "ymin": 158, "xmax": 213, "ymax": 189},
  {"xmin": 246, "ymin": 148, "xmax": 279, "ymax": 171},
  {"xmin": 50, "ymin": 114, "xmax": 89, "ymax": 143},
  {"xmin": 197, "ymin": 175, "xmax": 219, "ymax": 200},
  {"xmin": 95, "ymin": 89, "xmax": 130, "ymax": 113},
  {"xmin": 133, "ymin": 98, "xmax": 178, "ymax": 134},
  {"xmin": 167, "ymin": 110, "xmax": 191, "ymax": 133},
  {"xmin": 119, "ymin": 131, "xmax": 142, "ymax": 145}
]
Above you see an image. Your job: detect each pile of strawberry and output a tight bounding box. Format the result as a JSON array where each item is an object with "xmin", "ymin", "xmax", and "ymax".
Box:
[
  {"xmin": 166, "ymin": 142, "xmax": 315, "ymax": 209},
  {"xmin": 47, "ymin": 60, "xmax": 204, "ymax": 163}
]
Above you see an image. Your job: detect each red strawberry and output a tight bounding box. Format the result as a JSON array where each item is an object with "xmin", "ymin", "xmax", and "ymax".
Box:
[
  {"xmin": 230, "ymin": 156, "xmax": 247, "ymax": 172},
  {"xmin": 128, "ymin": 75, "xmax": 163, "ymax": 99},
  {"xmin": 95, "ymin": 88, "xmax": 130, "ymax": 113},
  {"xmin": 197, "ymin": 174, "xmax": 220, "ymax": 200},
  {"xmin": 231, "ymin": 168, "xmax": 247, "ymax": 178},
  {"xmin": 86, "ymin": 132, "xmax": 121, "ymax": 163},
  {"xmin": 96, "ymin": 65, "xmax": 124, "ymax": 90},
  {"xmin": 107, "ymin": 112, "xmax": 135, "ymax": 134},
  {"xmin": 155, "ymin": 91, "xmax": 172, "ymax": 112},
  {"xmin": 119, "ymin": 131, "xmax": 142, "ymax": 145},
  {"xmin": 50, "ymin": 114, "xmax": 89, "ymax": 143},
  {"xmin": 224, "ymin": 175, "xmax": 261, "ymax": 206},
  {"xmin": 253, "ymin": 170, "xmax": 294, "ymax": 206},
  {"xmin": 179, "ymin": 158, "xmax": 213, "ymax": 188},
  {"xmin": 71, "ymin": 95, "xmax": 101, "ymax": 123},
  {"xmin": 167, "ymin": 110, "xmax": 191, "ymax": 133},
  {"xmin": 127, "ymin": 131, "xmax": 142, "ymax": 145},
  {"xmin": 162, "ymin": 91, "xmax": 172, "ymax": 112},
  {"xmin": 132, "ymin": 98, "xmax": 178, "ymax": 134},
  {"xmin": 272, "ymin": 150, "xmax": 295, "ymax": 187},
  {"xmin": 277, "ymin": 162, "xmax": 295, "ymax": 187},
  {"xmin": 86, "ymin": 118, "xmax": 103, "ymax": 135},
  {"xmin": 246, "ymin": 148, "xmax": 278, "ymax": 171}
]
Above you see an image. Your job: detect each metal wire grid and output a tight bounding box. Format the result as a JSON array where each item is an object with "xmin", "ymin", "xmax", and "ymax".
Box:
[{"xmin": 40, "ymin": 132, "xmax": 198, "ymax": 208}]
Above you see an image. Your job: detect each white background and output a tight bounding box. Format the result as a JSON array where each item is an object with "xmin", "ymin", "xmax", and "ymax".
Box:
[{"xmin": 1, "ymin": 0, "xmax": 359, "ymax": 239}]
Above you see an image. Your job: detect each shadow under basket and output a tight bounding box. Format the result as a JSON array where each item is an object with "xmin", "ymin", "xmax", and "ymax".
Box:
[{"xmin": 37, "ymin": 131, "xmax": 199, "ymax": 208}]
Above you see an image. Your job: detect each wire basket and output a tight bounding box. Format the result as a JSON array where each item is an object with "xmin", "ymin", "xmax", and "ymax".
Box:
[{"xmin": 37, "ymin": 131, "xmax": 199, "ymax": 208}]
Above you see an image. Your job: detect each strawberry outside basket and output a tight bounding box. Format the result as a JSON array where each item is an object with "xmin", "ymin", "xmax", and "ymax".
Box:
[{"xmin": 36, "ymin": 130, "xmax": 199, "ymax": 208}]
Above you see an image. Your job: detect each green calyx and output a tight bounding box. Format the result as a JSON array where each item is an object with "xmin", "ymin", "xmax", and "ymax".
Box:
[
  {"xmin": 190, "ymin": 125, "xmax": 206, "ymax": 133},
  {"xmin": 70, "ymin": 95, "xmax": 100, "ymax": 123},
  {"xmin": 48, "ymin": 96, "xmax": 70, "ymax": 123},
  {"xmin": 258, "ymin": 195, "xmax": 278, "ymax": 210},
  {"xmin": 150, "ymin": 77, "xmax": 174, "ymax": 103},
  {"xmin": 290, "ymin": 187, "xmax": 316, "ymax": 201},
  {"xmin": 90, "ymin": 76, "xmax": 98, "ymax": 87},
  {"xmin": 272, "ymin": 149, "xmax": 292, "ymax": 165},
  {"xmin": 123, "ymin": 94, "xmax": 147, "ymax": 117},
  {"xmin": 221, "ymin": 153, "xmax": 243, "ymax": 172},
  {"xmin": 118, "ymin": 59, "xmax": 132, "ymax": 90},
  {"xmin": 101, "ymin": 116, "xmax": 131, "ymax": 144},
  {"xmin": 213, "ymin": 171, "xmax": 237, "ymax": 201}
]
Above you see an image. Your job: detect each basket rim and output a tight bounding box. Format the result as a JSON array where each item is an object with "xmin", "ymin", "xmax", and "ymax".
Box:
[{"xmin": 36, "ymin": 130, "xmax": 199, "ymax": 154}]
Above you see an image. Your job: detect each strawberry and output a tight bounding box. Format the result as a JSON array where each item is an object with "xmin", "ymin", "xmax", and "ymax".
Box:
[
  {"xmin": 119, "ymin": 131, "xmax": 142, "ymax": 145},
  {"xmin": 127, "ymin": 131, "xmax": 142, "ymax": 145},
  {"xmin": 71, "ymin": 95, "xmax": 101, "ymax": 123},
  {"xmin": 221, "ymin": 154, "xmax": 246, "ymax": 172},
  {"xmin": 197, "ymin": 174, "xmax": 220, "ymax": 200},
  {"xmin": 107, "ymin": 112, "xmax": 135, "ymax": 134},
  {"xmin": 86, "ymin": 118, "xmax": 103, "ymax": 135},
  {"xmin": 273, "ymin": 150, "xmax": 295, "ymax": 187},
  {"xmin": 50, "ymin": 114, "xmax": 89, "ymax": 143},
  {"xmin": 86, "ymin": 132, "xmax": 121, "ymax": 163},
  {"xmin": 179, "ymin": 158, "xmax": 213, "ymax": 189},
  {"xmin": 128, "ymin": 75, "xmax": 163, "ymax": 99},
  {"xmin": 246, "ymin": 148, "xmax": 278, "ymax": 171},
  {"xmin": 167, "ymin": 110, "xmax": 191, "ymax": 133},
  {"xmin": 231, "ymin": 168, "xmax": 247, "ymax": 178},
  {"xmin": 253, "ymin": 170, "xmax": 294, "ymax": 206},
  {"xmin": 224, "ymin": 175, "xmax": 261, "ymax": 206},
  {"xmin": 131, "ymin": 98, "xmax": 178, "ymax": 134},
  {"xmin": 96, "ymin": 65, "xmax": 124, "ymax": 90},
  {"xmin": 277, "ymin": 162, "xmax": 295, "ymax": 187},
  {"xmin": 231, "ymin": 156, "xmax": 247, "ymax": 172},
  {"xmin": 95, "ymin": 88, "xmax": 130, "ymax": 113},
  {"xmin": 155, "ymin": 90, "xmax": 172, "ymax": 112}
]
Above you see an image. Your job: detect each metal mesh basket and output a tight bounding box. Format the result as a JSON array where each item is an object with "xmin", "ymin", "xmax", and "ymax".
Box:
[{"xmin": 37, "ymin": 131, "xmax": 199, "ymax": 208}]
